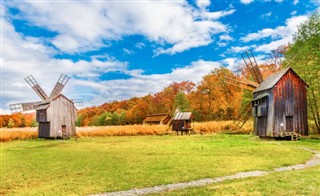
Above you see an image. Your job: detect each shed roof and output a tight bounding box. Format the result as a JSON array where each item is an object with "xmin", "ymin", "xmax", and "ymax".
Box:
[
  {"xmin": 253, "ymin": 67, "xmax": 308, "ymax": 93},
  {"xmin": 143, "ymin": 113, "xmax": 170, "ymax": 122},
  {"xmin": 173, "ymin": 112, "xmax": 192, "ymax": 120}
]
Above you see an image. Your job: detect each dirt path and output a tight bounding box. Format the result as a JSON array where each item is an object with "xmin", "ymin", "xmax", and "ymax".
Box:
[{"xmin": 92, "ymin": 148, "xmax": 320, "ymax": 196}]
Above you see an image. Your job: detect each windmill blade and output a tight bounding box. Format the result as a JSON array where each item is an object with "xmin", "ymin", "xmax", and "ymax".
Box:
[
  {"xmin": 233, "ymin": 101, "xmax": 252, "ymax": 128},
  {"xmin": 224, "ymin": 76, "xmax": 259, "ymax": 91},
  {"xmin": 10, "ymin": 101, "xmax": 42, "ymax": 113},
  {"xmin": 25, "ymin": 75, "xmax": 49, "ymax": 101},
  {"xmin": 71, "ymin": 98, "xmax": 84, "ymax": 107},
  {"xmin": 49, "ymin": 74, "xmax": 70, "ymax": 99},
  {"xmin": 242, "ymin": 51, "xmax": 264, "ymax": 84}
]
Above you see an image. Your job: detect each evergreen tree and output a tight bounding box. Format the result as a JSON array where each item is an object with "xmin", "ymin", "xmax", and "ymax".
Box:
[
  {"xmin": 8, "ymin": 118, "xmax": 15, "ymax": 128},
  {"xmin": 174, "ymin": 91, "xmax": 190, "ymax": 112}
]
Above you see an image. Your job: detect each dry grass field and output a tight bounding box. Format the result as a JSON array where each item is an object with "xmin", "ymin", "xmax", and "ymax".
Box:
[{"xmin": 0, "ymin": 120, "xmax": 253, "ymax": 142}]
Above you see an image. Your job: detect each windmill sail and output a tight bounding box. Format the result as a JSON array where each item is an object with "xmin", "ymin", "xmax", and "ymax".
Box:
[
  {"xmin": 25, "ymin": 75, "xmax": 48, "ymax": 101},
  {"xmin": 223, "ymin": 76, "xmax": 259, "ymax": 91},
  {"xmin": 71, "ymin": 98, "xmax": 84, "ymax": 107},
  {"xmin": 233, "ymin": 102, "xmax": 252, "ymax": 128},
  {"xmin": 242, "ymin": 51, "xmax": 263, "ymax": 84},
  {"xmin": 49, "ymin": 74, "xmax": 70, "ymax": 99},
  {"xmin": 10, "ymin": 101, "xmax": 42, "ymax": 113}
]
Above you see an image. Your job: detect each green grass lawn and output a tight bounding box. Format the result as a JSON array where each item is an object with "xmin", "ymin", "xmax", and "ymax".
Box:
[{"xmin": 0, "ymin": 134, "xmax": 319, "ymax": 195}]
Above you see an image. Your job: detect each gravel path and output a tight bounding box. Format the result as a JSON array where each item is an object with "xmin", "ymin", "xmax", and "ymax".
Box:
[{"xmin": 92, "ymin": 148, "xmax": 320, "ymax": 196}]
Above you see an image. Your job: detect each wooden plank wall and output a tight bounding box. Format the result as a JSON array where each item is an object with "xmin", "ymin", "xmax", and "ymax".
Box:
[
  {"xmin": 47, "ymin": 96, "xmax": 77, "ymax": 138},
  {"xmin": 272, "ymin": 70, "xmax": 308, "ymax": 136}
]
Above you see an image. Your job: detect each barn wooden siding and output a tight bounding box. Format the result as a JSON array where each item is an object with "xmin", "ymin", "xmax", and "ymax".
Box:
[
  {"xmin": 272, "ymin": 69, "xmax": 308, "ymax": 136},
  {"xmin": 253, "ymin": 68, "xmax": 308, "ymax": 137},
  {"xmin": 46, "ymin": 95, "xmax": 77, "ymax": 138}
]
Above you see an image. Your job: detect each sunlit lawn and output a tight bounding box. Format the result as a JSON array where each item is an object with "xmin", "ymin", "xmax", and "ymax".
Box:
[{"xmin": 0, "ymin": 134, "xmax": 318, "ymax": 195}]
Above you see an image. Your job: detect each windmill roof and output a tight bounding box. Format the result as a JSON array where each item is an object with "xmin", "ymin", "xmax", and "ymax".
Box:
[
  {"xmin": 143, "ymin": 113, "xmax": 170, "ymax": 122},
  {"xmin": 173, "ymin": 112, "xmax": 192, "ymax": 120},
  {"xmin": 253, "ymin": 67, "xmax": 291, "ymax": 93},
  {"xmin": 36, "ymin": 103, "xmax": 50, "ymax": 110}
]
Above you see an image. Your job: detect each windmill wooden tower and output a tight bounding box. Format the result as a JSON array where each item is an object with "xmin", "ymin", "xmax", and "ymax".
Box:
[
  {"xmin": 226, "ymin": 51, "xmax": 308, "ymax": 139},
  {"xmin": 10, "ymin": 74, "xmax": 81, "ymax": 139}
]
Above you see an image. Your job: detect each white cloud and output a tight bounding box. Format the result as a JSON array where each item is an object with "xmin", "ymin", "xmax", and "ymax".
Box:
[
  {"xmin": 135, "ymin": 42, "xmax": 146, "ymax": 49},
  {"xmin": 123, "ymin": 48, "xmax": 135, "ymax": 55},
  {"xmin": 261, "ymin": 12, "xmax": 272, "ymax": 18},
  {"xmin": 220, "ymin": 34, "xmax": 233, "ymax": 41},
  {"xmin": 240, "ymin": 0, "xmax": 254, "ymax": 5},
  {"xmin": 275, "ymin": 0, "xmax": 284, "ymax": 2},
  {"xmin": 7, "ymin": 1, "xmax": 235, "ymax": 55},
  {"xmin": 241, "ymin": 15, "xmax": 308, "ymax": 42},
  {"xmin": 293, "ymin": 0, "xmax": 299, "ymax": 5},
  {"xmin": 291, "ymin": 10, "xmax": 297, "ymax": 15},
  {"xmin": 228, "ymin": 46, "xmax": 251, "ymax": 53},
  {"xmin": 196, "ymin": 0, "xmax": 211, "ymax": 9},
  {"xmin": 241, "ymin": 15, "xmax": 308, "ymax": 53}
]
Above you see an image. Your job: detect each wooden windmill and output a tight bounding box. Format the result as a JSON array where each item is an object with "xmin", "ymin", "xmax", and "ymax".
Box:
[
  {"xmin": 10, "ymin": 74, "xmax": 82, "ymax": 139},
  {"xmin": 226, "ymin": 51, "xmax": 308, "ymax": 139}
]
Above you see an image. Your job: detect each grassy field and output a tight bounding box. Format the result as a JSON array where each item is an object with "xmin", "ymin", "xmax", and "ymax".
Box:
[{"xmin": 1, "ymin": 134, "xmax": 319, "ymax": 195}]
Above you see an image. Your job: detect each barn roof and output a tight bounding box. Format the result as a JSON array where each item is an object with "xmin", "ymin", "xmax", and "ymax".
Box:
[
  {"xmin": 253, "ymin": 67, "xmax": 308, "ymax": 93},
  {"xmin": 173, "ymin": 112, "xmax": 192, "ymax": 120},
  {"xmin": 143, "ymin": 113, "xmax": 170, "ymax": 122}
]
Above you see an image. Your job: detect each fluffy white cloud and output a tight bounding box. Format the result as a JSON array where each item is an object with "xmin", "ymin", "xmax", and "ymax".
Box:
[
  {"xmin": 240, "ymin": 0, "xmax": 254, "ymax": 5},
  {"xmin": 219, "ymin": 34, "xmax": 234, "ymax": 41},
  {"xmin": 196, "ymin": 0, "xmax": 211, "ymax": 9},
  {"xmin": 241, "ymin": 15, "xmax": 308, "ymax": 43},
  {"xmin": 293, "ymin": 0, "xmax": 299, "ymax": 5},
  {"xmin": 7, "ymin": 1, "xmax": 234, "ymax": 55}
]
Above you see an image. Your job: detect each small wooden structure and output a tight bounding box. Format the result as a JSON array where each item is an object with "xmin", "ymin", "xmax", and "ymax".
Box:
[
  {"xmin": 172, "ymin": 112, "xmax": 193, "ymax": 135},
  {"xmin": 252, "ymin": 67, "xmax": 308, "ymax": 138},
  {"xmin": 37, "ymin": 95, "xmax": 77, "ymax": 138},
  {"xmin": 143, "ymin": 113, "xmax": 171, "ymax": 125},
  {"xmin": 10, "ymin": 74, "xmax": 80, "ymax": 139}
]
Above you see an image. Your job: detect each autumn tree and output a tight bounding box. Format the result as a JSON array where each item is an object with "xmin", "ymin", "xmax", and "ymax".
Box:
[{"xmin": 284, "ymin": 11, "xmax": 320, "ymax": 133}]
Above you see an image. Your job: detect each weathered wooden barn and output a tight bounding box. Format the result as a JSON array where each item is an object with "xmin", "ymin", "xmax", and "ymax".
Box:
[
  {"xmin": 143, "ymin": 113, "xmax": 171, "ymax": 125},
  {"xmin": 172, "ymin": 112, "xmax": 193, "ymax": 134},
  {"xmin": 10, "ymin": 74, "xmax": 80, "ymax": 139},
  {"xmin": 252, "ymin": 67, "xmax": 308, "ymax": 138},
  {"xmin": 37, "ymin": 94, "xmax": 77, "ymax": 138}
]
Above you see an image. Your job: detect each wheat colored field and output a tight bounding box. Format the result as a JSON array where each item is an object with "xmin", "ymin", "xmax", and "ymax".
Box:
[{"xmin": 0, "ymin": 120, "xmax": 253, "ymax": 142}]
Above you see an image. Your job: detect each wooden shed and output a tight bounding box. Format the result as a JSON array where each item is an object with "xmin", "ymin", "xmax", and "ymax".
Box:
[
  {"xmin": 172, "ymin": 112, "xmax": 193, "ymax": 134},
  {"xmin": 252, "ymin": 67, "xmax": 308, "ymax": 138},
  {"xmin": 37, "ymin": 94, "xmax": 77, "ymax": 138},
  {"xmin": 143, "ymin": 113, "xmax": 171, "ymax": 125}
]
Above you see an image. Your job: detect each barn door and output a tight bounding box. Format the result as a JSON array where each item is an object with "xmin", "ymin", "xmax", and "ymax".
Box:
[
  {"xmin": 286, "ymin": 116, "xmax": 293, "ymax": 132},
  {"xmin": 61, "ymin": 125, "xmax": 67, "ymax": 137}
]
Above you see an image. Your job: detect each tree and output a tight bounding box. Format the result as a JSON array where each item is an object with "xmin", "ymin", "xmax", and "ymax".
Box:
[
  {"xmin": 8, "ymin": 118, "xmax": 15, "ymax": 128},
  {"xmin": 284, "ymin": 11, "xmax": 320, "ymax": 133},
  {"xmin": 174, "ymin": 91, "xmax": 190, "ymax": 112}
]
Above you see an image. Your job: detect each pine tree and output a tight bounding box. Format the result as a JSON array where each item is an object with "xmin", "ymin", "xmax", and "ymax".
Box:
[
  {"xmin": 174, "ymin": 91, "xmax": 190, "ymax": 112},
  {"xmin": 8, "ymin": 118, "xmax": 15, "ymax": 128}
]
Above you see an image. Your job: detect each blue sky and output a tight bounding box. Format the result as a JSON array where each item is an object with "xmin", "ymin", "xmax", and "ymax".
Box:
[{"xmin": 1, "ymin": 0, "xmax": 319, "ymax": 114}]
